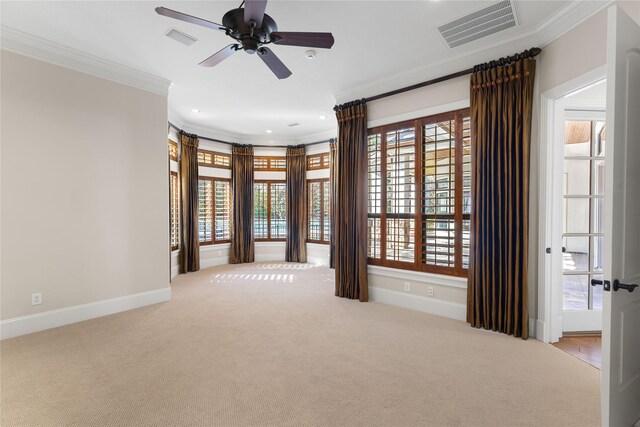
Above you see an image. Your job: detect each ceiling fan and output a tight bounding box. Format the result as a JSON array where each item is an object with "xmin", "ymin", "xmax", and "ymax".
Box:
[{"xmin": 156, "ymin": 0, "xmax": 335, "ymax": 79}]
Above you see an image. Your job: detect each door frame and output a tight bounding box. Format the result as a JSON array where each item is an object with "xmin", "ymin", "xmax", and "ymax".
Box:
[{"xmin": 538, "ymin": 65, "xmax": 606, "ymax": 343}]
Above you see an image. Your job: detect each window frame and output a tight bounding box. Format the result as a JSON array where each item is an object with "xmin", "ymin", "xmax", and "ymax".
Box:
[
  {"xmin": 307, "ymin": 178, "xmax": 330, "ymax": 244},
  {"xmin": 254, "ymin": 156, "xmax": 287, "ymax": 171},
  {"xmin": 367, "ymin": 108, "xmax": 470, "ymax": 278},
  {"xmin": 198, "ymin": 149, "xmax": 231, "ymax": 169},
  {"xmin": 254, "ymin": 180, "xmax": 287, "ymax": 241},
  {"xmin": 306, "ymin": 153, "xmax": 330, "ymax": 170},
  {"xmin": 169, "ymin": 140, "xmax": 178, "ymax": 162},
  {"xmin": 170, "ymin": 171, "xmax": 180, "ymax": 251},
  {"xmin": 198, "ymin": 176, "xmax": 232, "ymax": 246}
]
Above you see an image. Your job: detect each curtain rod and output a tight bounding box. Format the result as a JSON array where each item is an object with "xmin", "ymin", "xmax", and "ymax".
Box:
[
  {"xmin": 168, "ymin": 122, "xmax": 335, "ymax": 149},
  {"xmin": 360, "ymin": 47, "xmax": 542, "ymax": 104}
]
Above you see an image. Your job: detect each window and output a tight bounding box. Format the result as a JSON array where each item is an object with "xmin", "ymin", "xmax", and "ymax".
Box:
[
  {"xmin": 198, "ymin": 149, "xmax": 231, "ymax": 169},
  {"xmin": 169, "ymin": 140, "xmax": 178, "ymax": 161},
  {"xmin": 306, "ymin": 153, "xmax": 330, "ymax": 170},
  {"xmin": 254, "ymin": 156, "xmax": 286, "ymax": 171},
  {"xmin": 367, "ymin": 109, "xmax": 471, "ymax": 277},
  {"xmin": 170, "ymin": 172, "xmax": 180, "ymax": 250},
  {"xmin": 198, "ymin": 177, "xmax": 231, "ymax": 245},
  {"xmin": 308, "ymin": 178, "xmax": 330, "ymax": 243},
  {"xmin": 562, "ymin": 120, "xmax": 606, "ymax": 311},
  {"xmin": 254, "ymin": 181, "xmax": 287, "ymax": 240}
]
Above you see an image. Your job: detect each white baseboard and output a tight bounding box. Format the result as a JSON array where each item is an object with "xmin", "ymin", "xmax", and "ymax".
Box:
[
  {"xmin": 0, "ymin": 287, "xmax": 171, "ymax": 340},
  {"xmin": 368, "ymin": 286, "xmax": 466, "ymax": 321}
]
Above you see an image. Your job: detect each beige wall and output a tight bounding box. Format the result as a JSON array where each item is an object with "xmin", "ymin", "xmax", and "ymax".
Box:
[
  {"xmin": 366, "ymin": 8, "xmax": 612, "ymax": 326},
  {"xmin": 619, "ymin": 0, "xmax": 640, "ymax": 24},
  {"xmin": 1, "ymin": 51, "xmax": 169, "ymax": 320}
]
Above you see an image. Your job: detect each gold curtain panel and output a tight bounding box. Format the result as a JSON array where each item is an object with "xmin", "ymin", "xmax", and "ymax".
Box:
[{"xmin": 467, "ymin": 58, "xmax": 536, "ymax": 339}]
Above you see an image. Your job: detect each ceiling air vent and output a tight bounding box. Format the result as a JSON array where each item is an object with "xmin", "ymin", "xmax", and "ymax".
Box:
[
  {"xmin": 438, "ymin": 0, "xmax": 518, "ymax": 48},
  {"xmin": 165, "ymin": 28, "xmax": 198, "ymax": 47}
]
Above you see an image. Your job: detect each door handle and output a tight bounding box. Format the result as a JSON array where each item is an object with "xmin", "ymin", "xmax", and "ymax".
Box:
[
  {"xmin": 591, "ymin": 279, "xmax": 611, "ymax": 292},
  {"xmin": 613, "ymin": 279, "xmax": 638, "ymax": 292},
  {"xmin": 562, "ymin": 246, "xmax": 566, "ymax": 253}
]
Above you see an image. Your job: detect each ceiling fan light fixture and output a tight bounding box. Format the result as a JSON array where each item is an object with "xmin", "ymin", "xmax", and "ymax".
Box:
[{"xmin": 156, "ymin": 1, "xmax": 334, "ymax": 79}]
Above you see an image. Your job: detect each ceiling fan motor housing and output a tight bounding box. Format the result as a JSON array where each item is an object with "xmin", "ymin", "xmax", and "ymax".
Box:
[{"xmin": 222, "ymin": 8, "xmax": 277, "ymax": 54}]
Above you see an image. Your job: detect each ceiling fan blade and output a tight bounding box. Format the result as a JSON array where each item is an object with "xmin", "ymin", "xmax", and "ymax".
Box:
[
  {"xmin": 199, "ymin": 45, "xmax": 239, "ymax": 68},
  {"xmin": 155, "ymin": 7, "xmax": 226, "ymax": 31},
  {"xmin": 244, "ymin": 0, "xmax": 268, "ymax": 27},
  {"xmin": 258, "ymin": 47, "xmax": 292, "ymax": 80},
  {"xmin": 270, "ymin": 32, "xmax": 334, "ymax": 49}
]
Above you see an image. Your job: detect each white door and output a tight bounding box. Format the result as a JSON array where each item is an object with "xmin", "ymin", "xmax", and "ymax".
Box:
[{"xmin": 602, "ymin": 5, "xmax": 640, "ymax": 426}]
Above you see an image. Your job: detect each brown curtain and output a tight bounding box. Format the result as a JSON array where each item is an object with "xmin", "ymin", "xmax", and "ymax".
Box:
[
  {"xmin": 179, "ymin": 131, "xmax": 200, "ymax": 273},
  {"xmin": 329, "ymin": 140, "xmax": 338, "ymax": 269},
  {"xmin": 334, "ymin": 101, "xmax": 368, "ymax": 301},
  {"xmin": 467, "ymin": 58, "xmax": 536, "ymax": 339},
  {"xmin": 285, "ymin": 145, "xmax": 307, "ymax": 262},
  {"xmin": 230, "ymin": 144, "xmax": 255, "ymax": 264}
]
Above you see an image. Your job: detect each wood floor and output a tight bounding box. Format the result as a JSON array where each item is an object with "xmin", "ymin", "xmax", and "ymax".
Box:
[{"xmin": 552, "ymin": 335, "xmax": 602, "ymax": 369}]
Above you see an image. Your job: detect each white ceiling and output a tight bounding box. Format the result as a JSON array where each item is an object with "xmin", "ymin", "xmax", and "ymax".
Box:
[{"xmin": 0, "ymin": 1, "xmax": 605, "ymax": 144}]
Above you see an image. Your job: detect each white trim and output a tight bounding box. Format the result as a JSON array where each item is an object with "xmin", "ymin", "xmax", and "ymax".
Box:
[
  {"xmin": 1, "ymin": 26, "xmax": 171, "ymax": 96},
  {"xmin": 201, "ymin": 243, "xmax": 231, "ymax": 252},
  {"xmin": 0, "ymin": 288, "xmax": 171, "ymax": 340},
  {"xmin": 171, "ymin": 250, "xmax": 180, "ymax": 279},
  {"xmin": 536, "ymin": 319, "xmax": 546, "ymax": 341},
  {"xmin": 368, "ymin": 265, "xmax": 467, "ymax": 289},
  {"xmin": 368, "ymin": 99, "xmax": 470, "ymax": 129},
  {"xmin": 369, "ymin": 287, "xmax": 466, "ymax": 321},
  {"xmin": 201, "ymin": 256, "xmax": 230, "ymax": 270},
  {"xmin": 538, "ymin": 66, "xmax": 607, "ymax": 343},
  {"xmin": 563, "ymin": 310, "xmax": 603, "ymax": 333}
]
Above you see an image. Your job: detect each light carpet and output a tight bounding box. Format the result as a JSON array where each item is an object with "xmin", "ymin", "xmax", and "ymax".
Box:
[{"xmin": 1, "ymin": 262, "xmax": 600, "ymax": 426}]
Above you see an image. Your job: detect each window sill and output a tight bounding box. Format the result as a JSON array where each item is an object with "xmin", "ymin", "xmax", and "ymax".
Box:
[{"xmin": 367, "ymin": 265, "xmax": 467, "ymax": 289}]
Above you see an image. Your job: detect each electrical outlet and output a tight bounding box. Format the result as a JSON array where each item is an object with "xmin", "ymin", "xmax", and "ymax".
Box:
[
  {"xmin": 403, "ymin": 282, "xmax": 411, "ymax": 292},
  {"xmin": 32, "ymin": 293, "xmax": 42, "ymax": 305},
  {"xmin": 427, "ymin": 287, "xmax": 434, "ymax": 297}
]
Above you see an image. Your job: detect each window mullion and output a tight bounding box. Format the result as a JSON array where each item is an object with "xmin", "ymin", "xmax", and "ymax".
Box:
[
  {"xmin": 381, "ymin": 126, "xmax": 388, "ymax": 261},
  {"xmin": 414, "ymin": 120, "xmax": 421, "ymax": 268},
  {"xmin": 320, "ymin": 179, "xmax": 325, "ymax": 242},
  {"xmin": 214, "ymin": 178, "xmax": 217, "ymax": 243},
  {"xmin": 454, "ymin": 112, "xmax": 464, "ymax": 273},
  {"xmin": 267, "ymin": 182, "xmax": 272, "ymax": 240}
]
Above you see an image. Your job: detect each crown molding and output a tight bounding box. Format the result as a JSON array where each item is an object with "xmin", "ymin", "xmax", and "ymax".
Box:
[
  {"xmin": 179, "ymin": 121, "xmax": 241, "ymax": 144},
  {"xmin": 0, "ymin": 26, "xmax": 171, "ymax": 96},
  {"xmin": 334, "ymin": 0, "xmax": 613, "ymax": 103},
  {"xmin": 175, "ymin": 116, "xmax": 335, "ymax": 146}
]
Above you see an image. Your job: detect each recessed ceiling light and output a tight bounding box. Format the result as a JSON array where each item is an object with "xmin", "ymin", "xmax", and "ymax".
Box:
[
  {"xmin": 319, "ymin": 115, "xmax": 326, "ymax": 120},
  {"xmin": 305, "ymin": 50, "xmax": 316, "ymax": 59},
  {"xmin": 192, "ymin": 109, "xmax": 200, "ymax": 113},
  {"xmin": 266, "ymin": 129, "xmax": 272, "ymax": 134}
]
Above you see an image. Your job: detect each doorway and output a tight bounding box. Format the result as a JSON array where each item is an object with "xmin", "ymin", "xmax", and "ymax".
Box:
[
  {"xmin": 538, "ymin": 68, "xmax": 606, "ymax": 344},
  {"xmin": 561, "ymin": 111, "xmax": 606, "ymax": 333}
]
